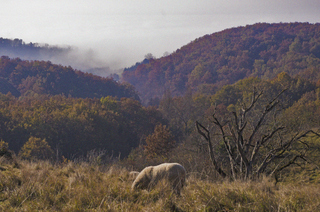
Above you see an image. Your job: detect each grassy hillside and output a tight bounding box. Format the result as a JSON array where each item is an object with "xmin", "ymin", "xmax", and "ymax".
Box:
[
  {"xmin": 1, "ymin": 158, "xmax": 320, "ymax": 211},
  {"xmin": 122, "ymin": 22, "xmax": 320, "ymax": 104}
]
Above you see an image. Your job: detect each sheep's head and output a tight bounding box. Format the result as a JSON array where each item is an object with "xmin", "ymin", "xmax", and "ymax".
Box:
[{"xmin": 131, "ymin": 167, "xmax": 152, "ymax": 190}]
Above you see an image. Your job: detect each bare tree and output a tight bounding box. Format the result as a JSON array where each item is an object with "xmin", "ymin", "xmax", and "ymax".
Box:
[
  {"xmin": 144, "ymin": 53, "xmax": 155, "ymax": 60},
  {"xmin": 196, "ymin": 88, "xmax": 320, "ymax": 180}
]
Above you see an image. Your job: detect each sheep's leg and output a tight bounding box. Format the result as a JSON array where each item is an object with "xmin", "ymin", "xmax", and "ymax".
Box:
[{"xmin": 171, "ymin": 176, "xmax": 184, "ymax": 196}]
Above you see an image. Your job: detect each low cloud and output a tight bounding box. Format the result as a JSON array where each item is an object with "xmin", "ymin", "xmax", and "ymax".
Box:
[
  {"xmin": 47, "ymin": 47, "xmax": 117, "ymax": 77},
  {"xmin": 0, "ymin": 42, "xmax": 122, "ymax": 77}
]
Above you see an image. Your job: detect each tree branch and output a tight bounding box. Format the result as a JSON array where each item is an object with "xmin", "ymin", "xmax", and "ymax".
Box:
[
  {"xmin": 196, "ymin": 121, "xmax": 227, "ymax": 178},
  {"xmin": 257, "ymin": 130, "xmax": 320, "ymax": 175},
  {"xmin": 250, "ymin": 126, "xmax": 285, "ymax": 162},
  {"xmin": 245, "ymin": 89, "xmax": 286, "ymax": 154}
]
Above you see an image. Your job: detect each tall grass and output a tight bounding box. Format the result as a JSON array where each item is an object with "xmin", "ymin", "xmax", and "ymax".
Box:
[{"xmin": 0, "ymin": 159, "xmax": 320, "ymax": 211}]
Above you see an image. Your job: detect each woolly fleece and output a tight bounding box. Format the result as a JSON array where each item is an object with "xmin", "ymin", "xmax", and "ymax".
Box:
[{"xmin": 131, "ymin": 163, "xmax": 186, "ymax": 195}]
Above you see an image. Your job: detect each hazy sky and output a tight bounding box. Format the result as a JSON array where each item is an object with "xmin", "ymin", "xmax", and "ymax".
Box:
[{"xmin": 1, "ymin": 0, "xmax": 320, "ymax": 73}]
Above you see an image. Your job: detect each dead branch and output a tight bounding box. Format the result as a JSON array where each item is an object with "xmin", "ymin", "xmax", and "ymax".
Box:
[{"xmin": 196, "ymin": 121, "xmax": 227, "ymax": 178}]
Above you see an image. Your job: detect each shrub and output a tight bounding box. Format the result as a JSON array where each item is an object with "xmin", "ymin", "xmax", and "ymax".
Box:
[{"xmin": 19, "ymin": 137, "xmax": 54, "ymax": 160}]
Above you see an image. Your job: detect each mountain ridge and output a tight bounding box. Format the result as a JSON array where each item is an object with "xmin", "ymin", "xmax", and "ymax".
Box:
[{"xmin": 122, "ymin": 22, "xmax": 320, "ymax": 104}]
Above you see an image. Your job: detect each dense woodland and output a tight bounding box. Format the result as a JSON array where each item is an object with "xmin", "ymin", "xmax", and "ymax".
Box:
[
  {"xmin": 0, "ymin": 56, "xmax": 138, "ymax": 99},
  {"xmin": 0, "ymin": 94, "xmax": 166, "ymax": 159},
  {"xmin": 123, "ymin": 22, "xmax": 320, "ymax": 104},
  {"xmin": 0, "ymin": 22, "xmax": 320, "ymax": 182}
]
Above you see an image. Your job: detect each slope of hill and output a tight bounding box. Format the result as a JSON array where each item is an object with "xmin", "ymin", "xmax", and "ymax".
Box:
[
  {"xmin": 0, "ymin": 56, "xmax": 139, "ymax": 100},
  {"xmin": 122, "ymin": 22, "xmax": 320, "ymax": 104}
]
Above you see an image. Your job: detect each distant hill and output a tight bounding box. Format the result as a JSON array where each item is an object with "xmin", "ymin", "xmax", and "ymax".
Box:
[
  {"xmin": 122, "ymin": 22, "xmax": 320, "ymax": 104},
  {"xmin": 0, "ymin": 37, "xmax": 71, "ymax": 62},
  {"xmin": 0, "ymin": 37, "xmax": 114, "ymax": 77},
  {"xmin": 0, "ymin": 56, "xmax": 139, "ymax": 100}
]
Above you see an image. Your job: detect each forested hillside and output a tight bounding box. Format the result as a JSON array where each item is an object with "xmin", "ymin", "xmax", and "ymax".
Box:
[
  {"xmin": 1, "ymin": 22, "xmax": 320, "ymax": 211},
  {"xmin": 122, "ymin": 22, "xmax": 320, "ymax": 104},
  {"xmin": 0, "ymin": 38, "xmax": 70, "ymax": 61},
  {"xmin": 0, "ymin": 37, "xmax": 114, "ymax": 77},
  {"xmin": 0, "ymin": 56, "xmax": 139, "ymax": 100},
  {"xmin": 0, "ymin": 22, "xmax": 320, "ymax": 183},
  {"xmin": 0, "ymin": 94, "xmax": 165, "ymax": 158}
]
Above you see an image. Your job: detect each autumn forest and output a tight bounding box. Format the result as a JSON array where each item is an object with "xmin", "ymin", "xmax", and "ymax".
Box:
[
  {"xmin": 1, "ymin": 22, "xmax": 320, "ymax": 210},
  {"xmin": 1, "ymin": 22, "xmax": 320, "ymax": 183}
]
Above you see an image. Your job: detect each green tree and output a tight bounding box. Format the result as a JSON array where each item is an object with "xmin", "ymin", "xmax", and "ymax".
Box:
[
  {"xmin": 100, "ymin": 96, "xmax": 118, "ymax": 111},
  {"xmin": 0, "ymin": 140, "xmax": 9, "ymax": 151},
  {"xmin": 0, "ymin": 140, "xmax": 13, "ymax": 160},
  {"xmin": 19, "ymin": 137, "xmax": 54, "ymax": 160},
  {"xmin": 188, "ymin": 64, "xmax": 207, "ymax": 87}
]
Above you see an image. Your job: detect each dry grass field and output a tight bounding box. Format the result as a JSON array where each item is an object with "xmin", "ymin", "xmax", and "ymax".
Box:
[{"xmin": 1, "ymin": 158, "xmax": 320, "ymax": 212}]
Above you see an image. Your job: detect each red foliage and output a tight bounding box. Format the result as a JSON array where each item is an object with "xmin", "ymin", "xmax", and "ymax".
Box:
[{"xmin": 122, "ymin": 23, "xmax": 320, "ymax": 104}]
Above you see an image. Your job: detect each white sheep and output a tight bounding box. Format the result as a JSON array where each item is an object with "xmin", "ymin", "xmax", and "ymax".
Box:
[
  {"xmin": 129, "ymin": 171, "xmax": 140, "ymax": 180},
  {"xmin": 131, "ymin": 163, "xmax": 186, "ymax": 195}
]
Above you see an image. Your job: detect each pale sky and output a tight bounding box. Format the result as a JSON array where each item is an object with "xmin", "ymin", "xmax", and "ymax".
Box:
[{"xmin": 1, "ymin": 0, "xmax": 320, "ymax": 74}]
